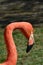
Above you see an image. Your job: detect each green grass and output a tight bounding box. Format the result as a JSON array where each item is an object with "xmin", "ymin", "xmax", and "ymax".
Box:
[{"xmin": 0, "ymin": 27, "xmax": 43, "ymax": 65}]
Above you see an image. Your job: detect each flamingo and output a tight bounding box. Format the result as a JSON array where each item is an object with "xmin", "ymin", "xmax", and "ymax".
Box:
[{"xmin": 0, "ymin": 22, "xmax": 34, "ymax": 65}]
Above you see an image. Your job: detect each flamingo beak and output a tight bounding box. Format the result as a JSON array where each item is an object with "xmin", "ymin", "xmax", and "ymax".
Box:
[
  {"xmin": 26, "ymin": 32, "xmax": 35, "ymax": 53},
  {"xmin": 26, "ymin": 44, "xmax": 34, "ymax": 53}
]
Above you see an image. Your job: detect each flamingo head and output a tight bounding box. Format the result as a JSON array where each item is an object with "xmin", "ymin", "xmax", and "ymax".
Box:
[{"xmin": 26, "ymin": 32, "xmax": 35, "ymax": 53}]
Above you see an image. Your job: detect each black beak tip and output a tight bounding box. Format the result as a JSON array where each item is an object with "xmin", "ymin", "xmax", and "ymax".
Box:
[
  {"xmin": 26, "ymin": 49, "xmax": 29, "ymax": 53},
  {"xmin": 26, "ymin": 44, "xmax": 34, "ymax": 53}
]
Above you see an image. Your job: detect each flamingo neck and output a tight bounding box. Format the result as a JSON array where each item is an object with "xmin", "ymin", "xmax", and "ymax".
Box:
[
  {"xmin": 4, "ymin": 26, "xmax": 17, "ymax": 65},
  {"xmin": 4, "ymin": 22, "xmax": 33, "ymax": 65}
]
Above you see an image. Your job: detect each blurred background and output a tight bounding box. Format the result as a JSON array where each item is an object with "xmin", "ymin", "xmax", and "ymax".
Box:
[
  {"xmin": 0, "ymin": 0, "xmax": 43, "ymax": 28},
  {"xmin": 0, "ymin": 0, "xmax": 43, "ymax": 65}
]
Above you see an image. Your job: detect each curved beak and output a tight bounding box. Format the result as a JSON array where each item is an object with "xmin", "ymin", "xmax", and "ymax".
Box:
[
  {"xmin": 26, "ymin": 44, "xmax": 34, "ymax": 53},
  {"xmin": 26, "ymin": 32, "xmax": 35, "ymax": 53}
]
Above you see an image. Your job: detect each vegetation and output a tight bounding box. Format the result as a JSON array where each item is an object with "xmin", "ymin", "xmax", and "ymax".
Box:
[
  {"xmin": 0, "ymin": 0, "xmax": 43, "ymax": 65},
  {"xmin": 0, "ymin": 27, "xmax": 43, "ymax": 65}
]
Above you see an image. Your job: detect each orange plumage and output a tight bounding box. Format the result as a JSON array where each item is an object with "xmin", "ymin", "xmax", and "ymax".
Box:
[{"xmin": 0, "ymin": 22, "xmax": 34, "ymax": 65}]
